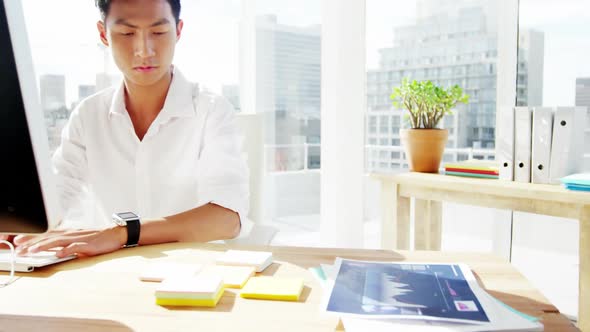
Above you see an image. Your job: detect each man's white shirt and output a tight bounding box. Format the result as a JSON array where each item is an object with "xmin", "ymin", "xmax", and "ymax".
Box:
[{"xmin": 52, "ymin": 67, "xmax": 251, "ymax": 237}]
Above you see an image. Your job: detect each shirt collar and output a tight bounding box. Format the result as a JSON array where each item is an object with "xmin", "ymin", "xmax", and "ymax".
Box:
[{"xmin": 108, "ymin": 66, "xmax": 197, "ymax": 121}]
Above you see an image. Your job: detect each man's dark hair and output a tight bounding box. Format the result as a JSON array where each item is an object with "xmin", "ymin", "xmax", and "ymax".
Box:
[{"xmin": 95, "ymin": 0, "xmax": 181, "ymax": 24}]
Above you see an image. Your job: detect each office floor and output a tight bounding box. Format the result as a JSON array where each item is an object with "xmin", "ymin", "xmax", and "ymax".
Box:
[{"xmin": 268, "ymin": 211, "xmax": 579, "ymax": 320}]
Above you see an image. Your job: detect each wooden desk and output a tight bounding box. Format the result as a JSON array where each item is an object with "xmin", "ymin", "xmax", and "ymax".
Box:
[
  {"xmin": 0, "ymin": 243, "xmax": 577, "ymax": 331},
  {"xmin": 373, "ymin": 172, "xmax": 590, "ymax": 331}
]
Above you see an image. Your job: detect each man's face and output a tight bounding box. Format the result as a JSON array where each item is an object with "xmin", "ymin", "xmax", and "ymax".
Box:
[{"xmin": 97, "ymin": 0, "xmax": 182, "ymax": 87}]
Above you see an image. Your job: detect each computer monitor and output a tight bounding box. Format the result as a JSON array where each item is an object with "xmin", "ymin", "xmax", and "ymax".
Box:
[{"xmin": 0, "ymin": 0, "xmax": 61, "ymax": 234}]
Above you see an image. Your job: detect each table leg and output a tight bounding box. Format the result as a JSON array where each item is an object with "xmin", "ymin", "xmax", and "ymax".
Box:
[
  {"xmin": 380, "ymin": 181, "xmax": 396, "ymax": 250},
  {"xmin": 579, "ymin": 206, "xmax": 590, "ymax": 331},
  {"xmin": 415, "ymin": 200, "xmax": 442, "ymax": 250},
  {"xmin": 430, "ymin": 201, "xmax": 442, "ymax": 250},
  {"xmin": 397, "ymin": 193, "xmax": 411, "ymax": 250},
  {"xmin": 380, "ymin": 182, "xmax": 410, "ymax": 250}
]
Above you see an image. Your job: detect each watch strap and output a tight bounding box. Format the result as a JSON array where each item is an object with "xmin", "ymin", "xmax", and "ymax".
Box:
[{"xmin": 124, "ymin": 219, "xmax": 140, "ymax": 248}]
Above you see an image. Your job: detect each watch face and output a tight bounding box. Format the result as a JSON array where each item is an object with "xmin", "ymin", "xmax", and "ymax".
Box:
[
  {"xmin": 117, "ymin": 212, "xmax": 139, "ymax": 219},
  {"xmin": 113, "ymin": 212, "xmax": 139, "ymax": 226}
]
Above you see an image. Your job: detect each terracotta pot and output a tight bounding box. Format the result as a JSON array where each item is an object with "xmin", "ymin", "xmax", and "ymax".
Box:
[{"xmin": 400, "ymin": 129, "xmax": 448, "ymax": 173}]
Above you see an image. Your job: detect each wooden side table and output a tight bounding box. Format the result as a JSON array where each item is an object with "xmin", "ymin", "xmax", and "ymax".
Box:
[{"xmin": 372, "ymin": 172, "xmax": 590, "ymax": 331}]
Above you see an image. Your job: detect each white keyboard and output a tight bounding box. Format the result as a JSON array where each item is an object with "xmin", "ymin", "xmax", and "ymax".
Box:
[{"xmin": 0, "ymin": 250, "xmax": 76, "ymax": 272}]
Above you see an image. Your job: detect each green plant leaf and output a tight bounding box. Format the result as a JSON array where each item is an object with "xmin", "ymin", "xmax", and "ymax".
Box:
[{"xmin": 390, "ymin": 78, "xmax": 470, "ymax": 129}]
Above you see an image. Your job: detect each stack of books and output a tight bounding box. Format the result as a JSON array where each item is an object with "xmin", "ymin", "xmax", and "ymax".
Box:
[
  {"xmin": 561, "ymin": 173, "xmax": 590, "ymax": 192},
  {"xmin": 444, "ymin": 160, "xmax": 500, "ymax": 179}
]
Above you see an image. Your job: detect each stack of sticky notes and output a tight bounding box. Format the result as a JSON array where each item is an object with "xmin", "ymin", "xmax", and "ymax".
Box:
[
  {"xmin": 561, "ymin": 173, "xmax": 590, "ymax": 192},
  {"xmin": 155, "ymin": 276, "xmax": 225, "ymax": 307},
  {"xmin": 215, "ymin": 250, "xmax": 273, "ymax": 272},
  {"xmin": 198, "ymin": 265, "xmax": 255, "ymax": 289},
  {"xmin": 240, "ymin": 276, "xmax": 304, "ymax": 301},
  {"xmin": 139, "ymin": 262, "xmax": 202, "ymax": 282},
  {"xmin": 444, "ymin": 159, "xmax": 499, "ymax": 179}
]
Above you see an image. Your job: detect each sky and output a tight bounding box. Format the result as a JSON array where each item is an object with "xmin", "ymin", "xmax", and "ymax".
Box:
[
  {"xmin": 20, "ymin": 0, "xmax": 590, "ymax": 107},
  {"xmin": 519, "ymin": 0, "xmax": 590, "ymax": 106}
]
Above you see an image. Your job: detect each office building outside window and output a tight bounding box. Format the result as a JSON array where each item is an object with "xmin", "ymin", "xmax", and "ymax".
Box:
[{"xmin": 365, "ymin": 0, "xmax": 543, "ymax": 173}]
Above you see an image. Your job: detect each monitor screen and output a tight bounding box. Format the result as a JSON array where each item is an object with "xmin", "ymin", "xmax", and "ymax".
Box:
[{"xmin": 0, "ymin": 0, "xmax": 60, "ymax": 234}]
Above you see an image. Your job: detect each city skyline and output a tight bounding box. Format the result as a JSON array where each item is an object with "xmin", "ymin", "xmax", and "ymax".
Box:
[
  {"xmin": 24, "ymin": 0, "xmax": 590, "ymax": 162},
  {"xmin": 367, "ymin": 0, "xmax": 543, "ymax": 147},
  {"xmin": 22, "ymin": 0, "xmax": 589, "ymax": 108}
]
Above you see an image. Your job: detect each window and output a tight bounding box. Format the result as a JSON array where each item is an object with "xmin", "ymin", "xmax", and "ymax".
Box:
[
  {"xmin": 512, "ymin": 0, "xmax": 590, "ymax": 316},
  {"xmin": 379, "ymin": 115, "xmax": 389, "ymax": 133},
  {"xmin": 368, "ymin": 116, "xmax": 377, "ymax": 133},
  {"xmin": 25, "ymin": 0, "xmax": 323, "ymax": 246},
  {"xmin": 362, "ymin": 1, "xmax": 531, "ymax": 283},
  {"xmin": 26, "ymin": 1, "xmax": 242, "ymax": 152},
  {"xmin": 366, "ymin": 0, "xmax": 500, "ymax": 172},
  {"xmin": 27, "ymin": 1, "xmax": 585, "ymax": 268}
]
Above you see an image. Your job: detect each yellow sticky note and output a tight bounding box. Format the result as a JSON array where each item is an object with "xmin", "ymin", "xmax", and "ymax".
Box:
[
  {"xmin": 155, "ymin": 288, "xmax": 224, "ymax": 307},
  {"xmin": 240, "ymin": 277, "xmax": 304, "ymax": 301},
  {"xmin": 199, "ymin": 265, "xmax": 255, "ymax": 289},
  {"xmin": 155, "ymin": 276, "xmax": 225, "ymax": 307}
]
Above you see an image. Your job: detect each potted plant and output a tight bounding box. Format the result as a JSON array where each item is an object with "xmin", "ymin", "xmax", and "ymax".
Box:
[{"xmin": 390, "ymin": 78, "xmax": 469, "ymax": 173}]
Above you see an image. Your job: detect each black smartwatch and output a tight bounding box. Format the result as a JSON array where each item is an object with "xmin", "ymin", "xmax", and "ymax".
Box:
[{"xmin": 112, "ymin": 212, "xmax": 141, "ymax": 248}]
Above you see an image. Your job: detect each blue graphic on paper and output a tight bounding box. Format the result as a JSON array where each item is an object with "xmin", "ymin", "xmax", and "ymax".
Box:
[{"xmin": 327, "ymin": 260, "xmax": 489, "ymax": 322}]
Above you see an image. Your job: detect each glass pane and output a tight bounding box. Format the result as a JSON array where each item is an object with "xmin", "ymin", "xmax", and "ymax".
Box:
[
  {"xmin": 23, "ymin": 0, "xmax": 107, "ymax": 153},
  {"xmin": 366, "ymin": 0, "xmax": 500, "ymax": 175},
  {"xmin": 518, "ymin": 0, "xmax": 590, "ymax": 169},
  {"xmin": 23, "ymin": 0, "xmax": 241, "ymax": 153},
  {"xmin": 249, "ymin": 1, "xmax": 322, "ymax": 246},
  {"xmin": 364, "ymin": 0, "xmax": 504, "ymax": 252},
  {"xmin": 24, "ymin": 1, "xmax": 323, "ymax": 246},
  {"xmin": 513, "ymin": 0, "xmax": 589, "ymax": 318}
]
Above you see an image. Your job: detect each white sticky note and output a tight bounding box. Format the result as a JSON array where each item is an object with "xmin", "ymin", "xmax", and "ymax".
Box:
[
  {"xmin": 140, "ymin": 262, "xmax": 202, "ymax": 282},
  {"xmin": 215, "ymin": 250, "xmax": 273, "ymax": 272}
]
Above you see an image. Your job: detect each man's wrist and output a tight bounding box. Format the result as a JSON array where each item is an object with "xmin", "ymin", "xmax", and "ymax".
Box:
[
  {"xmin": 111, "ymin": 212, "xmax": 141, "ymax": 247},
  {"xmin": 112, "ymin": 225, "xmax": 128, "ymax": 248}
]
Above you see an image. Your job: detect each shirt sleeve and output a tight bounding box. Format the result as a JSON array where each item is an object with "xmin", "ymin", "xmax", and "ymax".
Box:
[
  {"xmin": 51, "ymin": 106, "xmax": 89, "ymax": 230},
  {"xmin": 196, "ymin": 95, "xmax": 252, "ymax": 238}
]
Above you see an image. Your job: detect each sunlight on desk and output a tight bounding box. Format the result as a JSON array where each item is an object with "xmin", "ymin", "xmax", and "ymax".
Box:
[{"xmin": 0, "ymin": 243, "xmax": 578, "ymax": 331}]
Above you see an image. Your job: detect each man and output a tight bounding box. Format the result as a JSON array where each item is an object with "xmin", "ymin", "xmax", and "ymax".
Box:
[{"xmin": 3, "ymin": 0, "xmax": 249, "ymax": 257}]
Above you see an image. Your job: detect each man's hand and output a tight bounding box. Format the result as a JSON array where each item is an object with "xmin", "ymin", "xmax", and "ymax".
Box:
[
  {"xmin": 0, "ymin": 234, "xmax": 14, "ymax": 249},
  {"xmin": 14, "ymin": 227, "xmax": 127, "ymax": 258}
]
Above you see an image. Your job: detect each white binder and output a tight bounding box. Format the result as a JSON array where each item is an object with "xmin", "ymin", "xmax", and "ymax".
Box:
[
  {"xmin": 531, "ymin": 107, "xmax": 554, "ymax": 184},
  {"xmin": 496, "ymin": 106, "xmax": 515, "ymax": 181},
  {"xmin": 513, "ymin": 107, "xmax": 532, "ymax": 183},
  {"xmin": 549, "ymin": 107, "xmax": 587, "ymax": 184}
]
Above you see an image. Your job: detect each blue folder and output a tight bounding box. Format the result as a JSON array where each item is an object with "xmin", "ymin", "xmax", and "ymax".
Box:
[{"xmin": 561, "ymin": 173, "xmax": 590, "ymax": 187}]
